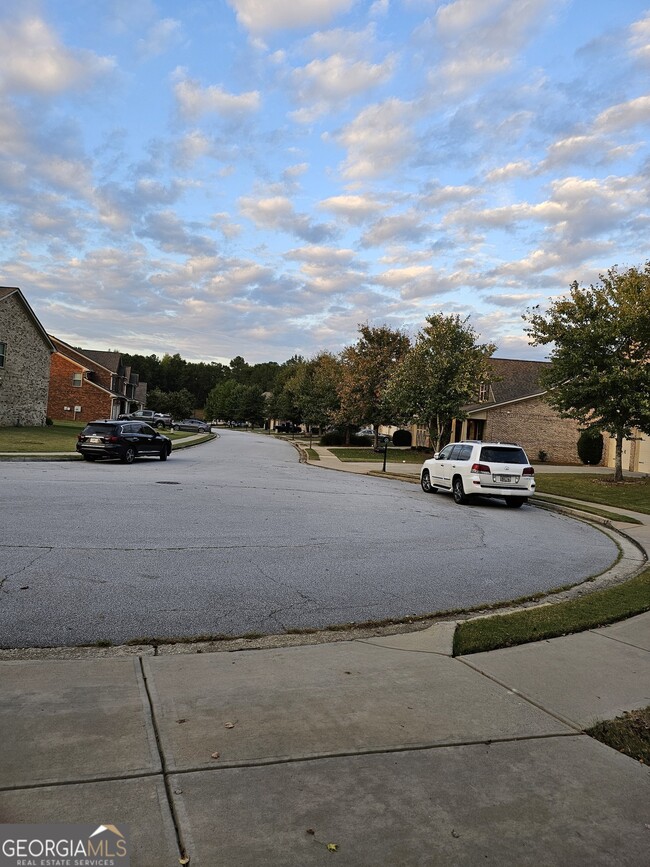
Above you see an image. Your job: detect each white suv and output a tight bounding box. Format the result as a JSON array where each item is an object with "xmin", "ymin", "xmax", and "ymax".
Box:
[{"xmin": 420, "ymin": 441, "xmax": 535, "ymax": 508}]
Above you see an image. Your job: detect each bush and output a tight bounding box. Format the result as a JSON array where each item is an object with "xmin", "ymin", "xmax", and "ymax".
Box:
[
  {"xmin": 45, "ymin": 417, "xmax": 54, "ymax": 426},
  {"xmin": 320, "ymin": 431, "xmax": 373, "ymax": 446},
  {"xmin": 393, "ymin": 429, "xmax": 412, "ymax": 447},
  {"xmin": 577, "ymin": 429, "xmax": 604, "ymax": 465}
]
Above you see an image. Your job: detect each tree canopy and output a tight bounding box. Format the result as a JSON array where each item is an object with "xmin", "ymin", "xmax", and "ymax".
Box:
[
  {"xmin": 385, "ymin": 313, "xmax": 496, "ymax": 452},
  {"xmin": 523, "ymin": 263, "xmax": 650, "ymax": 480}
]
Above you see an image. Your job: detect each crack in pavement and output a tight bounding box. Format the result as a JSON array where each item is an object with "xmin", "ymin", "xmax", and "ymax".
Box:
[{"xmin": 1, "ymin": 548, "xmax": 53, "ymax": 590}]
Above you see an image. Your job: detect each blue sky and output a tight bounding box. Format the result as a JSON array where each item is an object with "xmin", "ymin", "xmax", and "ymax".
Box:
[{"xmin": 1, "ymin": 0, "xmax": 649, "ymax": 364}]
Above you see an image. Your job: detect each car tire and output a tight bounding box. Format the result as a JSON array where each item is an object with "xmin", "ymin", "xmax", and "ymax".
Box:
[
  {"xmin": 452, "ymin": 476, "xmax": 470, "ymax": 505},
  {"xmin": 82, "ymin": 454, "xmax": 96, "ymax": 462},
  {"xmin": 155, "ymin": 421, "xmax": 165, "ymax": 429},
  {"xmin": 121, "ymin": 447, "xmax": 136, "ymax": 464},
  {"xmin": 172, "ymin": 424, "xmax": 180, "ymax": 431},
  {"xmin": 159, "ymin": 448, "xmax": 167, "ymax": 461},
  {"xmin": 505, "ymin": 497, "xmax": 526, "ymax": 508},
  {"xmin": 420, "ymin": 470, "xmax": 436, "ymax": 493}
]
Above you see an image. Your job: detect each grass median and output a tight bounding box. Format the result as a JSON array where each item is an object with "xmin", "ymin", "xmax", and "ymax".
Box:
[
  {"xmin": 453, "ymin": 567, "xmax": 650, "ymax": 656},
  {"xmin": 535, "ymin": 473, "xmax": 650, "ymax": 514},
  {"xmin": 329, "ymin": 447, "xmax": 431, "ymax": 463}
]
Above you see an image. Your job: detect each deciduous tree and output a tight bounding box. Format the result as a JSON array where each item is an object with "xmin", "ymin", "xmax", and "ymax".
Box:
[
  {"xmin": 385, "ymin": 314, "xmax": 496, "ymax": 452},
  {"xmin": 523, "ymin": 263, "xmax": 650, "ymax": 481}
]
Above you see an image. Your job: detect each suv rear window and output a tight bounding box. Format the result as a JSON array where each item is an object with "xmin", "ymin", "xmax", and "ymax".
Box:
[
  {"xmin": 83, "ymin": 423, "xmax": 118, "ymax": 435},
  {"xmin": 480, "ymin": 446, "xmax": 528, "ymax": 464}
]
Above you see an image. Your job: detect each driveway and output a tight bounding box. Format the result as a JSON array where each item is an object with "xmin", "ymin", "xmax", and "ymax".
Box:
[{"xmin": 0, "ymin": 430, "xmax": 617, "ymax": 647}]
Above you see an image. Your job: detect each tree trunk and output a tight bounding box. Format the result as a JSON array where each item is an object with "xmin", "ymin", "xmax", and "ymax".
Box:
[{"xmin": 614, "ymin": 430, "xmax": 624, "ymax": 482}]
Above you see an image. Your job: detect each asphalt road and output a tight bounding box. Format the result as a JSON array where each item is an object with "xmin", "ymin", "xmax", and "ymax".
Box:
[{"xmin": 0, "ymin": 430, "xmax": 618, "ymax": 647}]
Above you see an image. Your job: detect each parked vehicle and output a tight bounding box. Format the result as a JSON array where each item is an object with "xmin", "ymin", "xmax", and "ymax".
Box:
[
  {"xmin": 274, "ymin": 423, "xmax": 301, "ymax": 433},
  {"xmin": 118, "ymin": 409, "xmax": 172, "ymax": 429},
  {"xmin": 172, "ymin": 418, "xmax": 211, "ymax": 433},
  {"xmin": 420, "ymin": 440, "xmax": 535, "ymax": 507},
  {"xmin": 76, "ymin": 420, "xmax": 172, "ymax": 464}
]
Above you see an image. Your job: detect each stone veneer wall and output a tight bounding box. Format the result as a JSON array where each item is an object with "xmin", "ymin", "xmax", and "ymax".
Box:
[
  {"xmin": 0, "ymin": 294, "xmax": 51, "ymax": 426},
  {"xmin": 483, "ymin": 394, "xmax": 594, "ymax": 465}
]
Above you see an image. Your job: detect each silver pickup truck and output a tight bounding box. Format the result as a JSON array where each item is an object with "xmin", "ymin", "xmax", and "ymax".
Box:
[{"xmin": 117, "ymin": 409, "xmax": 173, "ymax": 429}]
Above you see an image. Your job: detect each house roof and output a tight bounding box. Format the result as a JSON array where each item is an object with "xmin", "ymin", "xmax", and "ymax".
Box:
[
  {"xmin": 79, "ymin": 349, "xmax": 123, "ymax": 373},
  {"xmin": 465, "ymin": 358, "xmax": 551, "ymax": 413},
  {"xmin": 0, "ymin": 287, "xmax": 56, "ymax": 352}
]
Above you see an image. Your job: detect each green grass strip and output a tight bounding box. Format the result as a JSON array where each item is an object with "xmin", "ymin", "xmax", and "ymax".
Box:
[
  {"xmin": 534, "ymin": 494, "xmax": 642, "ymax": 524},
  {"xmin": 306, "ymin": 448, "xmax": 320, "ymax": 460},
  {"xmin": 534, "ymin": 474, "xmax": 650, "ymax": 514},
  {"xmin": 453, "ymin": 567, "xmax": 650, "ymax": 656}
]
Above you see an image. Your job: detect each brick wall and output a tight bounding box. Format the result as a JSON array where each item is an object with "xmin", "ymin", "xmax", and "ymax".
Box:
[
  {"xmin": 0, "ymin": 294, "xmax": 51, "ymax": 425},
  {"xmin": 47, "ymin": 353, "xmax": 114, "ymax": 421},
  {"xmin": 484, "ymin": 395, "xmax": 592, "ymax": 464}
]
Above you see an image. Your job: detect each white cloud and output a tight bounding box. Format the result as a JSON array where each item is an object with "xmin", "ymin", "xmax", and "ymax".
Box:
[
  {"xmin": 239, "ymin": 195, "xmax": 337, "ymax": 242},
  {"xmin": 628, "ymin": 12, "xmax": 650, "ymax": 65},
  {"xmin": 290, "ymin": 53, "xmax": 396, "ymax": 120},
  {"xmin": 361, "ymin": 211, "xmax": 430, "ymax": 247},
  {"xmin": 137, "ymin": 18, "xmax": 183, "ymax": 60},
  {"xmin": 594, "ymin": 95, "xmax": 650, "ymax": 133},
  {"xmin": 227, "ymin": 0, "xmax": 355, "ymax": 34},
  {"xmin": 318, "ymin": 194, "xmax": 384, "ymax": 223},
  {"xmin": 173, "ymin": 70, "xmax": 260, "ymax": 120},
  {"xmin": 334, "ymin": 97, "xmax": 416, "ymax": 180},
  {"xmin": 0, "ymin": 16, "xmax": 114, "ymax": 95}
]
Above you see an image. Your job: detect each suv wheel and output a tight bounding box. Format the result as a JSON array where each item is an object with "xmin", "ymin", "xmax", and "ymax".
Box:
[
  {"xmin": 452, "ymin": 476, "xmax": 470, "ymax": 505},
  {"xmin": 121, "ymin": 447, "xmax": 136, "ymax": 464},
  {"xmin": 155, "ymin": 421, "xmax": 165, "ymax": 429},
  {"xmin": 159, "ymin": 447, "xmax": 168, "ymax": 461},
  {"xmin": 420, "ymin": 470, "xmax": 436, "ymax": 494},
  {"xmin": 505, "ymin": 497, "xmax": 526, "ymax": 508}
]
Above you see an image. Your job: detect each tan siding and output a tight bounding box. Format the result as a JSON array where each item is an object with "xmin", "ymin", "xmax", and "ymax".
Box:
[{"xmin": 483, "ymin": 396, "xmax": 589, "ymax": 464}]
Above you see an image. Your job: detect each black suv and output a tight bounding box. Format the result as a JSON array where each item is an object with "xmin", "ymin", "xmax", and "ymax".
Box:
[{"xmin": 76, "ymin": 420, "xmax": 172, "ymax": 464}]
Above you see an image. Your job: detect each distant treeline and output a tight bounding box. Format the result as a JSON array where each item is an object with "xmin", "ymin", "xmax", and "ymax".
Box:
[{"xmin": 121, "ymin": 352, "xmax": 304, "ymax": 406}]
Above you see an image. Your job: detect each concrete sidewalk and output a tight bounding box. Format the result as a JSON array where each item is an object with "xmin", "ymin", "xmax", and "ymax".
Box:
[
  {"xmin": 1, "ymin": 613, "xmax": 648, "ymax": 865},
  {"xmin": 1, "ymin": 441, "xmax": 648, "ymax": 864}
]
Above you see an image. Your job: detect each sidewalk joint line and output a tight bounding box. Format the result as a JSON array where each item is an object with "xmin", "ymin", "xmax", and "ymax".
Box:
[
  {"xmin": 457, "ymin": 657, "xmax": 584, "ymax": 732},
  {"xmin": 164, "ymin": 732, "xmax": 581, "ymax": 775},
  {"xmin": 138, "ymin": 656, "xmax": 187, "ymax": 863}
]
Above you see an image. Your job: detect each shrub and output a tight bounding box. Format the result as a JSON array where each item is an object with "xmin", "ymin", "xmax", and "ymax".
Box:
[
  {"xmin": 393, "ymin": 429, "xmax": 412, "ymax": 447},
  {"xmin": 45, "ymin": 417, "xmax": 54, "ymax": 426},
  {"xmin": 577, "ymin": 429, "xmax": 604, "ymax": 465}
]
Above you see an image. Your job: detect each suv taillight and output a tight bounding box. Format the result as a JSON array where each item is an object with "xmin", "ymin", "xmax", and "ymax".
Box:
[
  {"xmin": 471, "ymin": 463, "xmax": 491, "ymax": 474},
  {"xmin": 522, "ymin": 467, "xmax": 534, "ymax": 476},
  {"xmin": 107, "ymin": 435, "xmax": 120, "ymax": 443}
]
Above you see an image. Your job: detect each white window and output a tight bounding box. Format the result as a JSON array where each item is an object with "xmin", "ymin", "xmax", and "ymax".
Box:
[
  {"xmin": 478, "ymin": 383, "xmax": 489, "ymax": 402},
  {"xmin": 72, "ymin": 372, "xmax": 82, "ymax": 387}
]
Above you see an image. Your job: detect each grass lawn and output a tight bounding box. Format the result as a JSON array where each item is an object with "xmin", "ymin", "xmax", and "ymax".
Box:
[
  {"xmin": 329, "ymin": 447, "xmax": 432, "ymax": 464},
  {"xmin": 0, "ymin": 422, "xmax": 199, "ymax": 453},
  {"xmin": 453, "ymin": 567, "xmax": 650, "ymax": 656},
  {"xmin": 0, "ymin": 422, "xmax": 84, "ymax": 452},
  {"xmin": 535, "ymin": 473, "xmax": 650, "ymax": 514}
]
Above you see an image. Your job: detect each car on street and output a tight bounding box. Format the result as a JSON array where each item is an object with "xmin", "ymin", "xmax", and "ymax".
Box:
[
  {"xmin": 420, "ymin": 440, "xmax": 535, "ymax": 507},
  {"xmin": 172, "ymin": 418, "xmax": 212, "ymax": 432},
  {"xmin": 76, "ymin": 419, "xmax": 172, "ymax": 463},
  {"xmin": 117, "ymin": 409, "xmax": 173, "ymax": 429}
]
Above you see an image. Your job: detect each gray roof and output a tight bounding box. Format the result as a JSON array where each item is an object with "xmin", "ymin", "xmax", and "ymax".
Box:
[{"xmin": 465, "ymin": 358, "xmax": 551, "ymax": 412}]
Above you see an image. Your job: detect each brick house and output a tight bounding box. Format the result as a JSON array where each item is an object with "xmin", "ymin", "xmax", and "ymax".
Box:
[
  {"xmin": 0, "ymin": 286, "xmax": 55, "ymax": 426},
  {"xmin": 408, "ymin": 358, "xmax": 592, "ymax": 465},
  {"xmin": 47, "ymin": 336, "xmax": 146, "ymax": 422}
]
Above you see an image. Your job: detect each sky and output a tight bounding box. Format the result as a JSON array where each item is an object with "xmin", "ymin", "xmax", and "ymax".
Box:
[{"xmin": 1, "ymin": 0, "xmax": 649, "ymax": 365}]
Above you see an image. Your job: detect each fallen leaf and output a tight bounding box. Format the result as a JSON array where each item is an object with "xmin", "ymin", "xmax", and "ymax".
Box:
[
  {"xmin": 451, "ymin": 830, "xmax": 460, "ymax": 838},
  {"xmin": 306, "ymin": 829, "xmax": 315, "ymax": 836},
  {"xmin": 177, "ymin": 719, "xmax": 187, "ymax": 724},
  {"xmin": 327, "ymin": 843, "xmax": 338, "ymax": 852},
  {"xmin": 174, "ymin": 788, "xmax": 183, "ymax": 795},
  {"xmin": 224, "ymin": 721, "xmax": 236, "ymax": 729},
  {"xmin": 179, "ymin": 857, "xmax": 190, "ymax": 864},
  {"xmin": 210, "ymin": 751, "xmax": 220, "ymax": 760}
]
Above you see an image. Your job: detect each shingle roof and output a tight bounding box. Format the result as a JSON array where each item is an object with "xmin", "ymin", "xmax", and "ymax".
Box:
[
  {"xmin": 465, "ymin": 358, "xmax": 551, "ymax": 412},
  {"xmin": 79, "ymin": 349, "xmax": 123, "ymax": 373}
]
